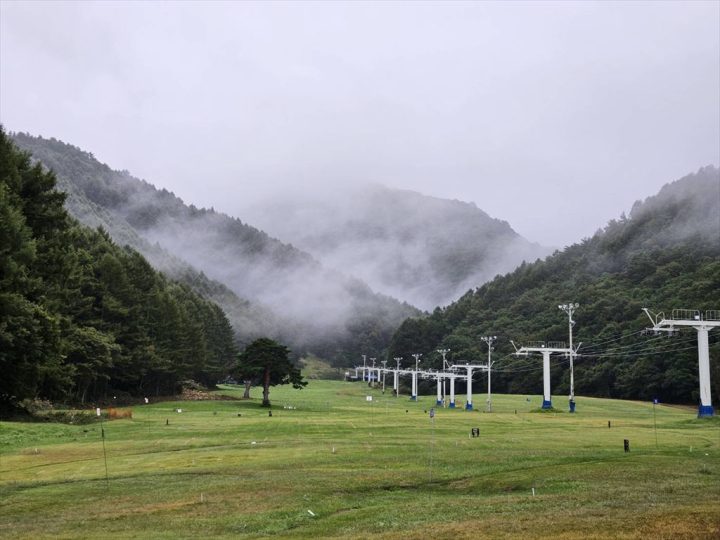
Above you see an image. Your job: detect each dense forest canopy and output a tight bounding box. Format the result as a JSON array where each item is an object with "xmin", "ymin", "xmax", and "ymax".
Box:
[
  {"xmin": 389, "ymin": 166, "xmax": 720, "ymax": 405},
  {"xmin": 0, "ymin": 128, "xmax": 237, "ymax": 411}
]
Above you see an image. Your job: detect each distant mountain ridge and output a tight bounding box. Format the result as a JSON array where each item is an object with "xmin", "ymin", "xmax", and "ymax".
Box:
[
  {"xmin": 242, "ymin": 185, "xmax": 551, "ymax": 310},
  {"xmin": 11, "ymin": 133, "xmax": 418, "ymax": 363}
]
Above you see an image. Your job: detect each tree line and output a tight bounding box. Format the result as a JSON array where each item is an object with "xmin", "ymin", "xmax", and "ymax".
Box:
[{"xmin": 1, "ymin": 128, "xmax": 238, "ymax": 411}]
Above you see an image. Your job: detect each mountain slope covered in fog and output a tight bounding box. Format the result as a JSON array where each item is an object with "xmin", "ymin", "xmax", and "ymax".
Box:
[
  {"xmin": 243, "ymin": 186, "xmax": 551, "ymax": 310},
  {"xmin": 12, "ymin": 133, "xmax": 418, "ymax": 363},
  {"xmin": 389, "ymin": 166, "xmax": 720, "ymax": 404}
]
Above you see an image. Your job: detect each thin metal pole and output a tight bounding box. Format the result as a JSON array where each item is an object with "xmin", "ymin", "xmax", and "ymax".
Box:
[
  {"xmin": 100, "ymin": 416, "xmax": 109, "ymax": 489},
  {"xmin": 653, "ymin": 400, "xmax": 658, "ymax": 448}
]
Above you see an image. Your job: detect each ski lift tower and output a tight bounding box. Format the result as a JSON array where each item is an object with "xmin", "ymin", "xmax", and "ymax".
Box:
[
  {"xmin": 643, "ymin": 308, "xmax": 720, "ymax": 417},
  {"xmin": 411, "ymin": 353, "xmax": 422, "ymax": 401},
  {"xmin": 450, "ymin": 363, "xmax": 488, "ymax": 410},
  {"xmin": 393, "ymin": 357, "xmax": 402, "ymax": 397},
  {"xmin": 445, "ymin": 368, "xmax": 461, "ymax": 408},
  {"xmin": 434, "ymin": 370, "xmax": 444, "ymax": 405},
  {"xmin": 361, "ymin": 355, "xmax": 367, "ymax": 382},
  {"xmin": 381, "ymin": 360, "xmax": 388, "ymax": 392},
  {"xmin": 370, "ymin": 358, "xmax": 376, "ymax": 387},
  {"xmin": 511, "ymin": 341, "xmax": 570, "ymax": 409},
  {"xmin": 481, "ymin": 336, "xmax": 497, "ymax": 412}
]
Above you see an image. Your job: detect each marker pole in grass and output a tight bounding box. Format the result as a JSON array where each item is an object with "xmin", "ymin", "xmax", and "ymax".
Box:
[
  {"xmin": 97, "ymin": 407, "xmax": 109, "ymax": 489},
  {"xmin": 428, "ymin": 408, "xmax": 435, "ymax": 482},
  {"xmin": 653, "ymin": 398, "xmax": 658, "ymax": 448}
]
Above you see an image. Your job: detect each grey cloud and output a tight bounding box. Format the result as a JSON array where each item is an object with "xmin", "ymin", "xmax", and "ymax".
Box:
[{"xmin": 1, "ymin": 1, "xmax": 718, "ymax": 247}]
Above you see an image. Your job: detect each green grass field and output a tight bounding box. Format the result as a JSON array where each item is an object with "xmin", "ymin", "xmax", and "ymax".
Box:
[{"xmin": 1, "ymin": 380, "xmax": 718, "ymax": 539}]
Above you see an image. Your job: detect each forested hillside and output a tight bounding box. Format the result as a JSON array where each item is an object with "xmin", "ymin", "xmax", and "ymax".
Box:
[
  {"xmin": 11, "ymin": 133, "xmax": 419, "ymax": 364},
  {"xmin": 389, "ymin": 167, "xmax": 720, "ymax": 404},
  {"xmin": 0, "ymin": 129, "xmax": 237, "ymax": 410},
  {"xmin": 243, "ymin": 185, "xmax": 550, "ymax": 310}
]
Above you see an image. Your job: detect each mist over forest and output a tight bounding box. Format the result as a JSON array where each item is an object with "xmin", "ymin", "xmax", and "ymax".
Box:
[
  {"xmin": 242, "ymin": 185, "xmax": 551, "ymax": 310},
  {"xmin": 10, "ymin": 133, "xmax": 419, "ymax": 363}
]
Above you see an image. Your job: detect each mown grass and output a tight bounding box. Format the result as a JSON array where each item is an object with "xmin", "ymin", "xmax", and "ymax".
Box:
[{"xmin": 1, "ymin": 381, "xmax": 718, "ymax": 539}]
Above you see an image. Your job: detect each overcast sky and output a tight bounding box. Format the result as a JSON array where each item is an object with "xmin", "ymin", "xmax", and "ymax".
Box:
[{"xmin": 1, "ymin": 1, "xmax": 718, "ymax": 246}]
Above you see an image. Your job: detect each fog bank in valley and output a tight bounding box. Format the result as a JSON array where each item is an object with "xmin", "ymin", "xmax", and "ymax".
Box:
[{"xmin": 242, "ymin": 184, "xmax": 552, "ymax": 310}]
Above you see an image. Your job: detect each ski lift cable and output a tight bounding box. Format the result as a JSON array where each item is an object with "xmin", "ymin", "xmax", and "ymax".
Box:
[{"xmin": 579, "ymin": 334, "xmax": 697, "ymax": 356}]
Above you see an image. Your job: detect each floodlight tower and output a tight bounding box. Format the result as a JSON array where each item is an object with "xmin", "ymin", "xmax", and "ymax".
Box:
[
  {"xmin": 362, "ymin": 355, "xmax": 367, "ymax": 382},
  {"xmin": 393, "ymin": 357, "xmax": 402, "ymax": 397},
  {"xmin": 481, "ymin": 336, "xmax": 497, "ymax": 412},
  {"xmin": 437, "ymin": 348, "xmax": 450, "ymax": 399},
  {"xmin": 559, "ymin": 303, "xmax": 580, "ymax": 412},
  {"xmin": 370, "ymin": 357, "xmax": 377, "ymax": 387},
  {"xmin": 511, "ymin": 340, "xmax": 569, "ymax": 409},
  {"xmin": 381, "ymin": 360, "xmax": 388, "ymax": 392},
  {"xmin": 411, "ymin": 353, "xmax": 422, "ymax": 401},
  {"xmin": 643, "ymin": 308, "xmax": 720, "ymax": 417}
]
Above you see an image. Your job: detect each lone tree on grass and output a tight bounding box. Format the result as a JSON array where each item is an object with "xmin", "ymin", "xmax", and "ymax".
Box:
[{"xmin": 237, "ymin": 338, "xmax": 306, "ymax": 406}]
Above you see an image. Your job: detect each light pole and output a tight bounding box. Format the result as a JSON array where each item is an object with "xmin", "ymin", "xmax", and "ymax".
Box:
[
  {"xmin": 393, "ymin": 357, "xmax": 402, "ymax": 397},
  {"xmin": 370, "ymin": 357, "xmax": 376, "ymax": 387},
  {"xmin": 411, "ymin": 353, "xmax": 422, "ymax": 401},
  {"xmin": 362, "ymin": 354, "xmax": 367, "ymax": 382},
  {"xmin": 381, "ymin": 360, "xmax": 388, "ymax": 393},
  {"xmin": 437, "ymin": 348, "xmax": 450, "ymax": 401},
  {"xmin": 559, "ymin": 303, "xmax": 579, "ymax": 412},
  {"xmin": 481, "ymin": 336, "xmax": 496, "ymax": 412}
]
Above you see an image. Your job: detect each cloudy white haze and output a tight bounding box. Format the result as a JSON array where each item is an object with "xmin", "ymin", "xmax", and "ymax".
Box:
[{"xmin": 1, "ymin": 1, "xmax": 718, "ymax": 246}]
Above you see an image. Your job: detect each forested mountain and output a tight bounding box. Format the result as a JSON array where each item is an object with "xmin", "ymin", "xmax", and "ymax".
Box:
[
  {"xmin": 389, "ymin": 166, "xmax": 720, "ymax": 404},
  {"xmin": 243, "ymin": 186, "xmax": 551, "ymax": 310},
  {"xmin": 11, "ymin": 133, "xmax": 419, "ymax": 364},
  {"xmin": 0, "ymin": 129, "xmax": 237, "ymax": 410}
]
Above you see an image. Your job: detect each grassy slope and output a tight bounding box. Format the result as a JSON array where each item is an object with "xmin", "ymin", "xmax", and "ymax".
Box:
[{"xmin": 1, "ymin": 381, "xmax": 718, "ymax": 539}]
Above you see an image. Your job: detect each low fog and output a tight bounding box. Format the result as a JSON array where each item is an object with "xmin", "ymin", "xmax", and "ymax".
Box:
[
  {"xmin": 1, "ymin": 2, "xmax": 718, "ymax": 247},
  {"xmin": 242, "ymin": 185, "xmax": 551, "ymax": 310}
]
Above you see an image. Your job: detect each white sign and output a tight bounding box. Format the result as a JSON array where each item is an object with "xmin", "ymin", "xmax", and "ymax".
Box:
[{"xmin": 366, "ymin": 396, "xmax": 373, "ymax": 402}]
